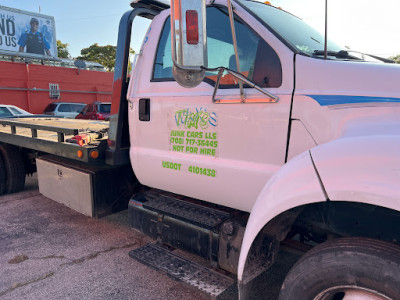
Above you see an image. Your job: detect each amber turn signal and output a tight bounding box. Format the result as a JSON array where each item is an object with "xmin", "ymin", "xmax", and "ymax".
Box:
[{"xmin": 90, "ymin": 150, "xmax": 99, "ymax": 159}]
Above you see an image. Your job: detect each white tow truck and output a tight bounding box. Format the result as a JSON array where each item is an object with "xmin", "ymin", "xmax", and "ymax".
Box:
[{"xmin": 0, "ymin": 0, "xmax": 399, "ymax": 299}]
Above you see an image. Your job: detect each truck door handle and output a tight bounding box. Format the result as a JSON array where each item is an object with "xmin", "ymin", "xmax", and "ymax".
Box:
[{"xmin": 139, "ymin": 98, "xmax": 150, "ymax": 122}]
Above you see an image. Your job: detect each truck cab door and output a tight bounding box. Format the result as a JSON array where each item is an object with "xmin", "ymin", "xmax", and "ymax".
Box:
[{"xmin": 127, "ymin": 5, "xmax": 294, "ymax": 212}]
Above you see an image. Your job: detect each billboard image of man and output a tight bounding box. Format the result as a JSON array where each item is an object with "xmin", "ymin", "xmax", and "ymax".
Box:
[{"xmin": 18, "ymin": 17, "xmax": 51, "ymax": 56}]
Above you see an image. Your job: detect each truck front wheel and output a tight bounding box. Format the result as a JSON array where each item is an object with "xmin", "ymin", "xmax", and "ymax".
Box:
[
  {"xmin": 278, "ymin": 237, "xmax": 400, "ymax": 300},
  {"xmin": 0, "ymin": 144, "xmax": 26, "ymax": 193}
]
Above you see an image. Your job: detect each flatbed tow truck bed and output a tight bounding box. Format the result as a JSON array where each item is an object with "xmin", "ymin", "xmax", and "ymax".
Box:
[{"xmin": 0, "ymin": 117, "xmax": 109, "ymax": 163}]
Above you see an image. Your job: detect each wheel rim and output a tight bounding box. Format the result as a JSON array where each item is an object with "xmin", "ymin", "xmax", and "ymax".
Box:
[{"xmin": 314, "ymin": 286, "xmax": 392, "ymax": 300}]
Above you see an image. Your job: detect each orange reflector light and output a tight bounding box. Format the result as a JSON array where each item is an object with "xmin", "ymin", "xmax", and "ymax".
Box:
[
  {"xmin": 264, "ymin": 1, "xmax": 271, "ymax": 5},
  {"xmin": 77, "ymin": 150, "xmax": 84, "ymax": 158},
  {"xmin": 186, "ymin": 10, "xmax": 199, "ymax": 45},
  {"xmin": 90, "ymin": 150, "xmax": 99, "ymax": 159}
]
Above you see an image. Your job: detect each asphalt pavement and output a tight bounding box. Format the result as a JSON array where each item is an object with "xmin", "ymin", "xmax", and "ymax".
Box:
[
  {"xmin": 0, "ymin": 175, "xmax": 211, "ymax": 300},
  {"xmin": 0, "ymin": 175, "xmax": 299, "ymax": 300}
]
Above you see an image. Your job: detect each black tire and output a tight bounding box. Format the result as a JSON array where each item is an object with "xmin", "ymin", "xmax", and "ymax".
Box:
[
  {"xmin": 0, "ymin": 154, "xmax": 6, "ymax": 195},
  {"xmin": 0, "ymin": 144, "xmax": 25, "ymax": 193},
  {"xmin": 279, "ymin": 237, "xmax": 400, "ymax": 300}
]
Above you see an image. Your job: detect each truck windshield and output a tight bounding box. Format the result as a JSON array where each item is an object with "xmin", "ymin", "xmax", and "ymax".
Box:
[{"xmin": 237, "ymin": 0, "xmax": 343, "ymax": 56}]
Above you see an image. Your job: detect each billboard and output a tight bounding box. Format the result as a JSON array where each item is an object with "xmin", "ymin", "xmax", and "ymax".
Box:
[{"xmin": 0, "ymin": 6, "xmax": 57, "ymax": 58}]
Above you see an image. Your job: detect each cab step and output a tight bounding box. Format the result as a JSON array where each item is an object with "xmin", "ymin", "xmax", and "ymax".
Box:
[
  {"xmin": 140, "ymin": 192, "xmax": 231, "ymax": 229},
  {"xmin": 129, "ymin": 243, "xmax": 236, "ymax": 298},
  {"xmin": 128, "ymin": 192, "xmax": 234, "ymax": 262}
]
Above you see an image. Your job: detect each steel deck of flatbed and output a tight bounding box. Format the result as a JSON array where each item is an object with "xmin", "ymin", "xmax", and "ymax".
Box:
[{"xmin": 0, "ymin": 117, "xmax": 109, "ymax": 163}]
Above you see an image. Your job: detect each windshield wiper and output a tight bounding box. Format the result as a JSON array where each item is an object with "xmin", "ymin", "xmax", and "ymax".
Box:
[
  {"xmin": 346, "ymin": 50, "xmax": 395, "ymax": 63},
  {"xmin": 312, "ymin": 50, "xmax": 361, "ymax": 60},
  {"xmin": 312, "ymin": 49, "xmax": 394, "ymax": 63}
]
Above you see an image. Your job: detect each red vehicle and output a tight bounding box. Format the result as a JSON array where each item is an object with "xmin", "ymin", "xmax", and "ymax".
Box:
[{"xmin": 75, "ymin": 101, "xmax": 111, "ymax": 120}]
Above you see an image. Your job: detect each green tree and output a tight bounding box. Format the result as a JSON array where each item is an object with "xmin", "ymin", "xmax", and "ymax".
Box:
[
  {"xmin": 390, "ymin": 54, "xmax": 400, "ymax": 64},
  {"xmin": 77, "ymin": 43, "xmax": 116, "ymax": 72},
  {"xmin": 57, "ymin": 40, "xmax": 70, "ymax": 58},
  {"xmin": 128, "ymin": 50, "xmax": 136, "ymax": 73}
]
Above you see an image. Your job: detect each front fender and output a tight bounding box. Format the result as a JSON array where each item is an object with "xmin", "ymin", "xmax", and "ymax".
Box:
[
  {"xmin": 238, "ymin": 134, "xmax": 400, "ymax": 282},
  {"xmin": 312, "ymin": 134, "xmax": 400, "ymax": 210},
  {"xmin": 237, "ymin": 151, "xmax": 326, "ymax": 281}
]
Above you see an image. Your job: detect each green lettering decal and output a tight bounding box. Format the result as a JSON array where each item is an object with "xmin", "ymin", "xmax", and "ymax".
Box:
[
  {"xmin": 169, "ymin": 129, "xmax": 218, "ymax": 157},
  {"xmin": 185, "ymin": 146, "xmax": 198, "ymax": 154},
  {"xmin": 172, "ymin": 145, "xmax": 184, "ymax": 152},
  {"xmin": 188, "ymin": 165, "xmax": 217, "ymax": 178},
  {"xmin": 169, "ymin": 108, "xmax": 218, "ymax": 157},
  {"xmin": 162, "ymin": 161, "xmax": 182, "ymax": 171},
  {"xmin": 162, "ymin": 161, "xmax": 216, "ymax": 178},
  {"xmin": 171, "ymin": 130, "xmax": 185, "ymax": 137}
]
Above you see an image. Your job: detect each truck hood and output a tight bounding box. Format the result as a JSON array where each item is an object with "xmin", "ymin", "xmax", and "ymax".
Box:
[
  {"xmin": 291, "ymin": 55, "xmax": 400, "ymax": 145},
  {"xmin": 295, "ymin": 54, "xmax": 400, "ymax": 102}
]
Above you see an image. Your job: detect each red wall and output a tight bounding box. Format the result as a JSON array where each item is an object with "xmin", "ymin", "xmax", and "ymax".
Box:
[{"xmin": 0, "ymin": 61, "xmax": 113, "ymax": 114}]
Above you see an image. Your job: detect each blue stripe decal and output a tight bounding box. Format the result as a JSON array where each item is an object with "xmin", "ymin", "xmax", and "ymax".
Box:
[{"xmin": 307, "ymin": 95, "xmax": 400, "ymax": 106}]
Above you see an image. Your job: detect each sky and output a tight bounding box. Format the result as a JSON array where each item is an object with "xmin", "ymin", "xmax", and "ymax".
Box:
[
  {"xmin": 1, "ymin": 0, "xmax": 399, "ymax": 59},
  {"xmin": 276, "ymin": 0, "xmax": 400, "ymax": 58}
]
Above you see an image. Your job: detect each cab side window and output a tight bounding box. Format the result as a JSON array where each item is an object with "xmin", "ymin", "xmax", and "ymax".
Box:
[
  {"xmin": 204, "ymin": 7, "xmax": 257, "ymax": 85},
  {"xmin": 152, "ymin": 7, "xmax": 282, "ymax": 88},
  {"xmin": 153, "ymin": 18, "xmax": 173, "ymax": 80}
]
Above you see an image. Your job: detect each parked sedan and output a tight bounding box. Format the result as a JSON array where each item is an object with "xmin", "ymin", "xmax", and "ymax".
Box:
[
  {"xmin": 0, "ymin": 105, "xmax": 32, "ymax": 118},
  {"xmin": 75, "ymin": 102, "xmax": 111, "ymax": 120}
]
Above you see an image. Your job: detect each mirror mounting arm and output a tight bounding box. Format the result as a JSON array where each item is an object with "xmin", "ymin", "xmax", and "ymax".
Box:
[
  {"xmin": 210, "ymin": 67, "xmax": 279, "ymax": 104},
  {"xmin": 227, "ymin": 0, "xmax": 245, "ymax": 101}
]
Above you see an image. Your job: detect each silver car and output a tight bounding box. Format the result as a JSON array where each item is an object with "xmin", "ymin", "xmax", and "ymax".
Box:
[{"xmin": 43, "ymin": 102, "xmax": 86, "ymax": 118}]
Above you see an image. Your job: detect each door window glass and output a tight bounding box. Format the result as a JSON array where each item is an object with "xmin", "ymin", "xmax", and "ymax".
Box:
[
  {"xmin": 204, "ymin": 7, "xmax": 258, "ymax": 85},
  {"xmin": 9, "ymin": 107, "xmax": 22, "ymax": 115},
  {"xmin": 72, "ymin": 104, "xmax": 85, "ymax": 113},
  {"xmin": 152, "ymin": 7, "xmax": 282, "ymax": 88},
  {"xmin": 99, "ymin": 104, "xmax": 111, "ymax": 113},
  {"xmin": 44, "ymin": 103, "xmax": 57, "ymax": 113},
  {"xmin": 153, "ymin": 18, "xmax": 173, "ymax": 80},
  {"xmin": 58, "ymin": 104, "xmax": 71, "ymax": 112},
  {"xmin": 0, "ymin": 107, "xmax": 13, "ymax": 117}
]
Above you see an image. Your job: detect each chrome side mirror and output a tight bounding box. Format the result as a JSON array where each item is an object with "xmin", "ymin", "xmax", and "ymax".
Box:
[{"xmin": 170, "ymin": 0, "xmax": 207, "ymax": 87}]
